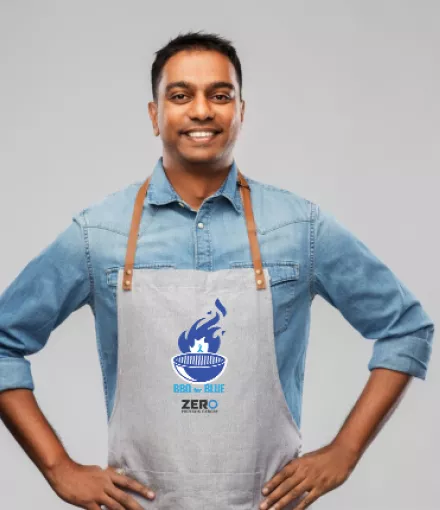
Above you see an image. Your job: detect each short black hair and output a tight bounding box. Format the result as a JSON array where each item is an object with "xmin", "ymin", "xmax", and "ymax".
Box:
[{"xmin": 151, "ymin": 30, "xmax": 243, "ymax": 102}]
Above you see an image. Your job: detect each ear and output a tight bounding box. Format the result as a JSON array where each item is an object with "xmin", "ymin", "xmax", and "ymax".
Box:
[
  {"xmin": 240, "ymin": 99, "xmax": 245, "ymax": 124},
  {"xmin": 148, "ymin": 101, "xmax": 160, "ymax": 136}
]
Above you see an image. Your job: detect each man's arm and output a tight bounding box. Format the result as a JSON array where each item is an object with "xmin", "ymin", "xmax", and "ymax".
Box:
[
  {"xmin": 311, "ymin": 201, "xmax": 434, "ymax": 454},
  {"xmin": 331, "ymin": 367, "xmax": 412, "ymax": 458},
  {"xmin": 260, "ymin": 369, "xmax": 415, "ymax": 510},
  {"xmin": 311, "ymin": 203, "xmax": 434, "ymax": 381},
  {"xmin": 0, "ymin": 389, "xmax": 71, "ymax": 477},
  {"xmin": 0, "ymin": 214, "xmax": 92, "ymax": 478},
  {"xmin": 259, "ymin": 203, "xmax": 435, "ymax": 510},
  {"xmin": 0, "ymin": 212, "xmax": 156, "ymax": 510}
]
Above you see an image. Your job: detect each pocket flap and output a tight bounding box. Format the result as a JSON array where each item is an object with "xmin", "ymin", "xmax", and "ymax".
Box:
[
  {"xmin": 229, "ymin": 261, "xmax": 300, "ymax": 286},
  {"xmin": 105, "ymin": 264, "xmax": 176, "ymax": 287},
  {"xmin": 268, "ymin": 264, "xmax": 299, "ymax": 285}
]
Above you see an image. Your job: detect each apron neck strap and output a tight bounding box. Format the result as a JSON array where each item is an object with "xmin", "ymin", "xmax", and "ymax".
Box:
[{"xmin": 122, "ymin": 169, "xmax": 267, "ymax": 291}]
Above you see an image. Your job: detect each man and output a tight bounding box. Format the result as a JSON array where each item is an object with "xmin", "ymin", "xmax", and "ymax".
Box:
[{"xmin": 0, "ymin": 31, "xmax": 434, "ymax": 510}]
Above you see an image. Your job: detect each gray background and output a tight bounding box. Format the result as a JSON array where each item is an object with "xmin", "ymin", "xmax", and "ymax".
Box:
[{"xmin": 0, "ymin": 1, "xmax": 438, "ymax": 508}]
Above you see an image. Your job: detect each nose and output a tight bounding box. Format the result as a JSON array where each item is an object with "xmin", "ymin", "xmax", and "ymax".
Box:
[{"xmin": 188, "ymin": 93, "xmax": 214, "ymax": 121}]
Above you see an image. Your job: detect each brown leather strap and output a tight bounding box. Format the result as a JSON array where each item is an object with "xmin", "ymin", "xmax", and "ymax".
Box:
[
  {"xmin": 122, "ymin": 169, "xmax": 266, "ymax": 291},
  {"xmin": 236, "ymin": 171, "xmax": 267, "ymax": 290},
  {"xmin": 122, "ymin": 176, "xmax": 151, "ymax": 291}
]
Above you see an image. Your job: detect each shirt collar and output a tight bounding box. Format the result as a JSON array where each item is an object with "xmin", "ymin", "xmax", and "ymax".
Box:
[{"xmin": 146, "ymin": 157, "xmax": 242, "ymax": 213}]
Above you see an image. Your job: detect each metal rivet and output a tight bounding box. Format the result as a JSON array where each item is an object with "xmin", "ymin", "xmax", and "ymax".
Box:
[
  {"xmin": 255, "ymin": 269, "xmax": 262, "ymax": 275},
  {"xmin": 125, "ymin": 269, "xmax": 132, "ymax": 275},
  {"xmin": 257, "ymin": 279, "xmax": 262, "ymax": 285},
  {"xmin": 125, "ymin": 280, "xmax": 131, "ymax": 286}
]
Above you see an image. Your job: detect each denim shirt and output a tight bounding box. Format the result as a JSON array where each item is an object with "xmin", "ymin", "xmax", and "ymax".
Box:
[{"xmin": 0, "ymin": 157, "xmax": 435, "ymax": 430}]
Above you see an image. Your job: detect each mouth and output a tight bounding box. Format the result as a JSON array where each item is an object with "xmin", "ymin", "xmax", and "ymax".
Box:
[{"xmin": 181, "ymin": 130, "xmax": 222, "ymax": 144}]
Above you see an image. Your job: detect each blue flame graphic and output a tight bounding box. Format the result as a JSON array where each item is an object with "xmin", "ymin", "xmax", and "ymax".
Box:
[{"xmin": 178, "ymin": 298, "xmax": 227, "ymax": 353}]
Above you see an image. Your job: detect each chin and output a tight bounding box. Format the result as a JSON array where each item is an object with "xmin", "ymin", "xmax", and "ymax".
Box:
[{"xmin": 178, "ymin": 150, "xmax": 223, "ymax": 164}]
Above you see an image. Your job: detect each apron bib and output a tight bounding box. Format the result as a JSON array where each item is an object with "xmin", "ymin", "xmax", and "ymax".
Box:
[{"xmin": 107, "ymin": 170, "xmax": 303, "ymax": 509}]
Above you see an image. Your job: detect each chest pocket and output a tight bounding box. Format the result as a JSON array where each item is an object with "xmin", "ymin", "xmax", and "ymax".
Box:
[
  {"xmin": 229, "ymin": 261, "xmax": 300, "ymax": 335},
  {"xmin": 105, "ymin": 263, "xmax": 177, "ymax": 296}
]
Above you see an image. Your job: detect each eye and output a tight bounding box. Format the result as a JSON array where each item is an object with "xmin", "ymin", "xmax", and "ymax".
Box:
[
  {"xmin": 171, "ymin": 93, "xmax": 189, "ymax": 101},
  {"xmin": 213, "ymin": 94, "xmax": 230, "ymax": 101}
]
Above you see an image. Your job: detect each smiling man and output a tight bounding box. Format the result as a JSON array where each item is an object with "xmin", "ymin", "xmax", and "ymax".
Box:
[
  {"xmin": 0, "ymin": 31, "xmax": 435, "ymax": 510},
  {"xmin": 147, "ymin": 43, "xmax": 244, "ymax": 210}
]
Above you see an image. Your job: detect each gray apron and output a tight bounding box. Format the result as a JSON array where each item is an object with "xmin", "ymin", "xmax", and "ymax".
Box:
[{"xmin": 106, "ymin": 170, "xmax": 303, "ymax": 509}]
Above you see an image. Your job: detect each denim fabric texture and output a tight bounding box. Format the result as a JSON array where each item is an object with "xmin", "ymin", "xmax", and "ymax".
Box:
[{"xmin": 0, "ymin": 157, "xmax": 434, "ymax": 429}]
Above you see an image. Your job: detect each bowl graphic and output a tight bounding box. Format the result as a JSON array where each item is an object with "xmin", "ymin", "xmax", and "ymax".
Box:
[{"xmin": 172, "ymin": 352, "xmax": 227, "ymax": 383}]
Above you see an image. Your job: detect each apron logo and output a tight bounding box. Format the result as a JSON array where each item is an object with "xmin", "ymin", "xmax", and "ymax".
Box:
[
  {"xmin": 181, "ymin": 399, "xmax": 219, "ymax": 411},
  {"xmin": 171, "ymin": 298, "xmax": 228, "ymax": 384}
]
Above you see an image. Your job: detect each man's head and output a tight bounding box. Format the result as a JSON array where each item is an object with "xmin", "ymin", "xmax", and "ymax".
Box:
[{"xmin": 148, "ymin": 31, "xmax": 245, "ymax": 169}]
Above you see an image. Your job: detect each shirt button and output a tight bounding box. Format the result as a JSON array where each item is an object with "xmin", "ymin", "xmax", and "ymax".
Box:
[{"xmin": 197, "ymin": 222, "xmax": 204, "ymax": 229}]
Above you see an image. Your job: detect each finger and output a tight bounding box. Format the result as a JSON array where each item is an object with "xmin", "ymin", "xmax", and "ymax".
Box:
[
  {"xmin": 259, "ymin": 474, "xmax": 307, "ymax": 510},
  {"xmin": 266, "ymin": 479, "xmax": 312, "ymax": 510},
  {"xmin": 104, "ymin": 484, "xmax": 145, "ymax": 510},
  {"xmin": 98, "ymin": 494, "xmax": 125, "ymax": 510},
  {"xmin": 294, "ymin": 489, "xmax": 320, "ymax": 510},
  {"xmin": 108, "ymin": 469, "xmax": 155, "ymax": 500},
  {"xmin": 262, "ymin": 460, "xmax": 299, "ymax": 496}
]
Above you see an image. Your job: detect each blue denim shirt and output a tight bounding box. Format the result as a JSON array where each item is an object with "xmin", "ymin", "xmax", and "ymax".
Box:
[{"xmin": 0, "ymin": 157, "xmax": 434, "ymax": 430}]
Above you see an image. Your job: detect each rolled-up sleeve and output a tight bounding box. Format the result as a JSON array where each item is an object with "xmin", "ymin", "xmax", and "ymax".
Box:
[
  {"xmin": 311, "ymin": 203, "xmax": 435, "ymax": 380},
  {"xmin": 0, "ymin": 211, "xmax": 92, "ymax": 393}
]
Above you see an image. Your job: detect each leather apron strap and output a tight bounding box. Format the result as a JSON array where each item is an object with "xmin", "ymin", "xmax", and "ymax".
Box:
[{"xmin": 122, "ymin": 170, "xmax": 267, "ymax": 291}]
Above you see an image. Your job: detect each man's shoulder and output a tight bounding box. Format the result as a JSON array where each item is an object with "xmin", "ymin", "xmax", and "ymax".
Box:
[
  {"xmin": 244, "ymin": 174, "xmax": 314, "ymax": 226},
  {"xmin": 72, "ymin": 180, "xmax": 144, "ymax": 232}
]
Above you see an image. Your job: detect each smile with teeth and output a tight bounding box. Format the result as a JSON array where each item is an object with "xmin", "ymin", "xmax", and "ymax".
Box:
[{"xmin": 185, "ymin": 131, "xmax": 219, "ymax": 140}]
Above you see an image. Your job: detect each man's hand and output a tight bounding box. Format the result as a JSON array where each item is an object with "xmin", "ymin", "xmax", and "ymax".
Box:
[
  {"xmin": 259, "ymin": 442, "xmax": 360, "ymax": 510},
  {"xmin": 45, "ymin": 457, "xmax": 156, "ymax": 509}
]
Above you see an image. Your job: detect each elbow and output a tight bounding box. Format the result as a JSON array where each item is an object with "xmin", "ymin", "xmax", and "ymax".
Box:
[{"xmin": 0, "ymin": 356, "xmax": 35, "ymax": 394}]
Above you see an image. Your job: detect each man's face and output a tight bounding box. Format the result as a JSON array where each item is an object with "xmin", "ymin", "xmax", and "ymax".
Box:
[{"xmin": 148, "ymin": 49, "xmax": 245, "ymax": 167}]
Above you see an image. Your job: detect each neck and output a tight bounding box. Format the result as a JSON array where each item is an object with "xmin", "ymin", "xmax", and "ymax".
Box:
[{"xmin": 162, "ymin": 153, "xmax": 234, "ymax": 210}]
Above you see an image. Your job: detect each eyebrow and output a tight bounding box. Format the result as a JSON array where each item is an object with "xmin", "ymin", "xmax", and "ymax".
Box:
[{"xmin": 165, "ymin": 81, "xmax": 236, "ymax": 94}]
